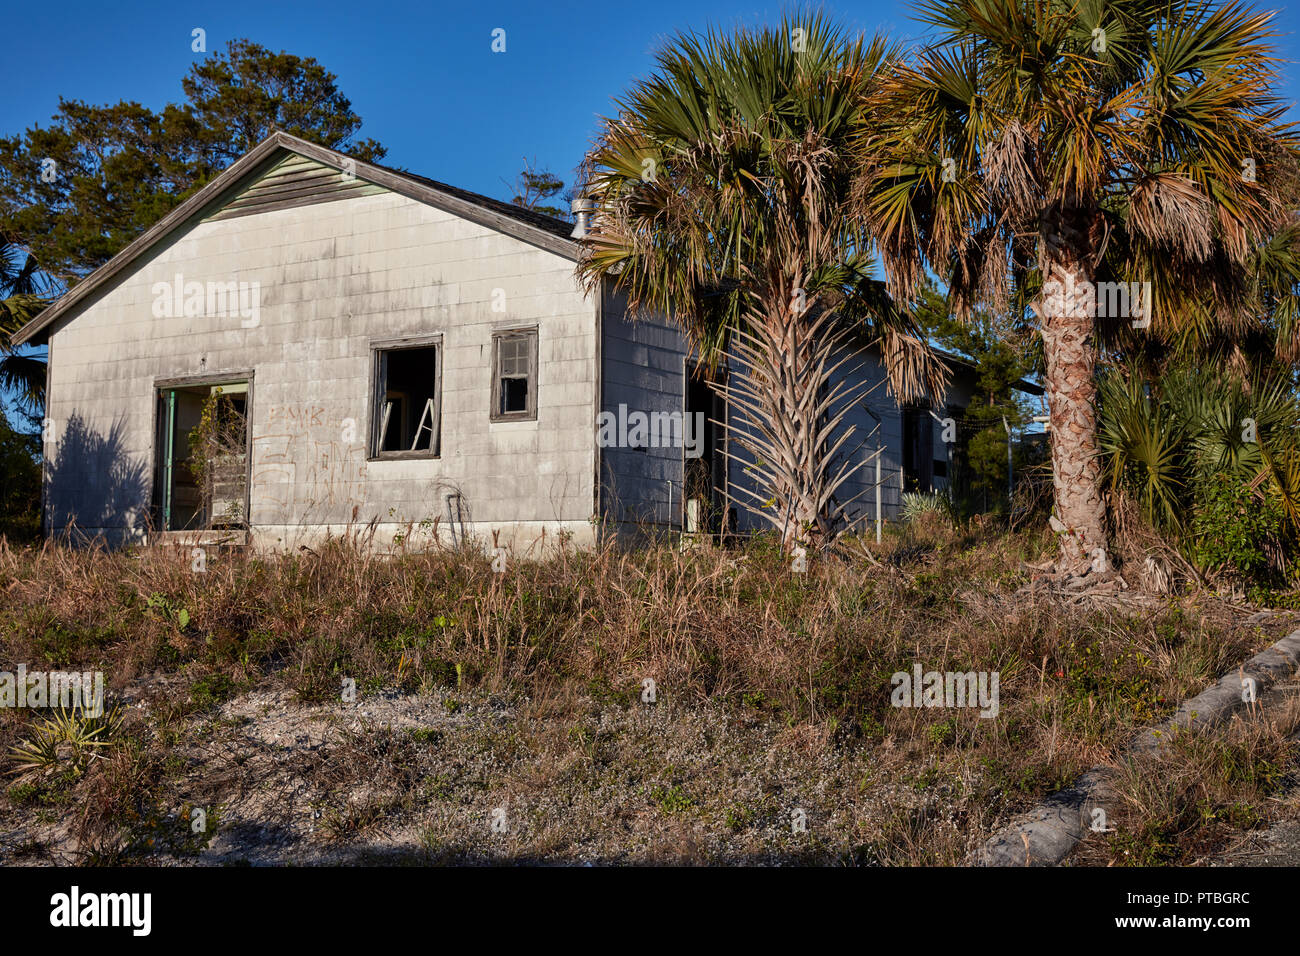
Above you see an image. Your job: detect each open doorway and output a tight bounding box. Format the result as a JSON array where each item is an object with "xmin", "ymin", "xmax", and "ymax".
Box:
[
  {"xmin": 902, "ymin": 402, "xmax": 935, "ymax": 493},
  {"xmin": 155, "ymin": 379, "xmax": 250, "ymax": 531},
  {"xmin": 683, "ymin": 363, "xmax": 728, "ymax": 534}
]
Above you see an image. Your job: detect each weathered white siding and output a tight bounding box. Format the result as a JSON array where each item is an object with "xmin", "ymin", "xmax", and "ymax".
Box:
[
  {"xmin": 815, "ymin": 343, "xmax": 906, "ymax": 535},
  {"xmin": 43, "ymin": 185, "xmax": 598, "ymax": 551}
]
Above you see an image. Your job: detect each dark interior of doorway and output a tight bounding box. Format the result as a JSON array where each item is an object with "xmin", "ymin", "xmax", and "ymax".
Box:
[
  {"xmin": 154, "ymin": 382, "xmax": 248, "ymax": 531},
  {"xmin": 684, "ymin": 367, "xmax": 728, "ymax": 534}
]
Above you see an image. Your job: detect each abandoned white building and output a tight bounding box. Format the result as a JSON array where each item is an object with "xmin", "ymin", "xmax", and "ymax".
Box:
[{"xmin": 12, "ymin": 131, "xmax": 1016, "ymax": 551}]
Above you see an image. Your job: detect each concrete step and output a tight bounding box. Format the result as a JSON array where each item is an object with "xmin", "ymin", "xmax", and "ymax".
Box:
[{"xmin": 151, "ymin": 529, "xmax": 248, "ymax": 549}]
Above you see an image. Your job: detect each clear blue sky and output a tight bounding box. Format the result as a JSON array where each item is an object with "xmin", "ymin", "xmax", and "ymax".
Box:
[
  {"xmin": 0, "ymin": 2, "xmax": 937, "ymax": 199},
  {"xmin": 4, "ymin": 0, "xmax": 1300, "ymax": 424},
  {"xmin": 6, "ymin": 0, "xmax": 1300, "ymax": 230},
  {"xmin": 5, "ymin": 1, "xmax": 904, "ymax": 198}
]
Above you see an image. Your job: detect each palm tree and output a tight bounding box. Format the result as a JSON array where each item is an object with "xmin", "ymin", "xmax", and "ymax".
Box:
[
  {"xmin": 1152, "ymin": 215, "xmax": 1300, "ymax": 380},
  {"xmin": 574, "ymin": 14, "xmax": 945, "ymax": 551},
  {"xmin": 0, "ymin": 234, "xmax": 52, "ymax": 418},
  {"xmin": 860, "ymin": 0, "xmax": 1300, "ymax": 571},
  {"xmin": 1097, "ymin": 362, "xmax": 1300, "ymax": 572}
]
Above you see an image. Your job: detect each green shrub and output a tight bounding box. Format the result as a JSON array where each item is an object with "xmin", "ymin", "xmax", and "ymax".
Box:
[
  {"xmin": 900, "ymin": 491, "xmax": 954, "ymax": 524},
  {"xmin": 1191, "ymin": 474, "xmax": 1284, "ymax": 580}
]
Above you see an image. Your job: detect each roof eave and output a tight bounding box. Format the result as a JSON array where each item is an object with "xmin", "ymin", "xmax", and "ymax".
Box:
[{"xmin": 10, "ymin": 130, "xmax": 576, "ymax": 347}]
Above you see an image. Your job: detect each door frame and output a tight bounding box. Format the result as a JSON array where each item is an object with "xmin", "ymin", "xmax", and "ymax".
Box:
[
  {"xmin": 153, "ymin": 369, "xmax": 255, "ymax": 531},
  {"xmin": 681, "ymin": 357, "xmax": 728, "ymax": 534}
]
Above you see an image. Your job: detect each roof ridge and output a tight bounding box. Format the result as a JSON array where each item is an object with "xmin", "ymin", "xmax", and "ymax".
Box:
[
  {"xmin": 10, "ymin": 131, "xmax": 577, "ymax": 346},
  {"xmin": 366, "ymin": 158, "xmax": 573, "ymax": 238}
]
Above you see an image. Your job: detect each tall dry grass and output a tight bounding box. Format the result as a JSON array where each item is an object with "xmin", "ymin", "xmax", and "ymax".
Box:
[{"xmin": 0, "ymin": 523, "xmax": 1267, "ymax": 792}]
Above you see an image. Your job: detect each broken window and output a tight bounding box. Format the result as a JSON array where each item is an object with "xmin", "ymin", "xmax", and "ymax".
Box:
[
  {"xmin": 373, "ymin": 344, "xmax": 440, "ymax": 457},
  {"xmin": 491, "ymin": 329, "xmax": 537, "ymax": 421}
]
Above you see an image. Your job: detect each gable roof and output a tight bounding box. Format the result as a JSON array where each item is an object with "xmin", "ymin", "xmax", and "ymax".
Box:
[{"xmin": 11, "ymin": 131, "xmax": 576, "ymax": 346}]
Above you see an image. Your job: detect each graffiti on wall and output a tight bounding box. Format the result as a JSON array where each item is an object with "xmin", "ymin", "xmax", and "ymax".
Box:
[{"xmin": 252, "ymin": 404, "xmax": 367, "ymax": 519}]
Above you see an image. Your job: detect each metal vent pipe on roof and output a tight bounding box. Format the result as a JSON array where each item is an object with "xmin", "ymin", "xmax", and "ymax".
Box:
[{"xmin": 571, "ymin": 197, "xmax": 595, "ymax": 239}]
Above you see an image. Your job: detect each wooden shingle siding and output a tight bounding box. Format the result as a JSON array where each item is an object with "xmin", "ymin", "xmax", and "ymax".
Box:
[
  {"xmin": 42, "ymin": 186, "xmax": 598, "ymax": 549},
  {"xmin": 204, "ymin": 154, "xmax": 385, "ymax": 222}
]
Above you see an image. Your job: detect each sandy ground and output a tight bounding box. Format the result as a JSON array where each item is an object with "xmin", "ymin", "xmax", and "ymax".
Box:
[
  {"xmin": 2, "ymin": 682, "xmax": 988, "ymax": 866},
  {"xmin": 6, "ymin": 629, "xmax": 1297, "ymax": 867}
]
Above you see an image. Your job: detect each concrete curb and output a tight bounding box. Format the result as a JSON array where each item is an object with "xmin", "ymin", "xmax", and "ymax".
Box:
[{"xmin": 972, "ymin": 627, "xmax": 1300, "ymax": 867}]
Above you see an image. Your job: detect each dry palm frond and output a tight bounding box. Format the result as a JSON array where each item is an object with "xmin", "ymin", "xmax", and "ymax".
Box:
[
  {"xmin": 983, "ymin": 119, "xmax": 1039, "ymax": 224},
  {"xmin": 1128, "ymin": 174, "xmax": 1216, "ymax": 264},
  {"xmin": 714, "ymin": 307, "xmax": 882, "ymax": 549}
]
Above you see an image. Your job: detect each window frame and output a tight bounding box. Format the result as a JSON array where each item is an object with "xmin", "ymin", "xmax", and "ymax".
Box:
[
  {"xmin": 369, "ymin": 334, "xmax": 442, "ymax": 461},
  {"xmin": 490, "ymin": 327, "xmax": 539, "ymax": 422}
]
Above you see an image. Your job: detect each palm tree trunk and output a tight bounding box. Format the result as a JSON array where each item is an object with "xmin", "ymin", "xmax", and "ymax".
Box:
[
  {"xmin": 757, "ymin": 300, "xmax": 826, "ymax": 552},
  {"xmin": 719, "ymin": 287, "xmax": 871, "ymax": 554},
  {"xmin": 1040, "ymin": 215, "xmax": 1108, "ymax": 571}
]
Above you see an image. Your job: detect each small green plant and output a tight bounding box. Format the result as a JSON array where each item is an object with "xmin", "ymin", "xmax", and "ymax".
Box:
[
  {"xmin": 128, "ymin": 803, "xmax": 224, "ymax": 859},
  {"xmin": 724, "ymin": 803, "xmax": 754, "ymax": 831},
  {"xmin": 649, "ymin": 784, "xmax": 696, "ymax": 815},
  {"xmin": 6, "ymin": 774, "xmax": 76, "ymax": 807},
  {"xmin": 1191, "ymin": 474, "xmax": 1285, "ymax": 581},
  {"xmin": 9, "ymin": 705, "xmax": 124, "ymax": 780},
  {"xmin": 900, "ymin": 491, "xmax": 953, "ymax": 524},
  {"xmin": 926, "ymin": 716, "xmax": 958, "ymax": 747},
  {"xmin": 189, "ymin": 674, "xmax": 235, "ymax": 710},
  {"xmin": 145, "ymin": 593, "xmax": 191, "ymax": 630}
]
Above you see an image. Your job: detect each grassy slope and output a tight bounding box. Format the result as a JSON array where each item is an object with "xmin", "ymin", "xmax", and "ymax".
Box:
[{"xmin": 0, "ymin": 523, "xmax": 1293, "ymax": 864}]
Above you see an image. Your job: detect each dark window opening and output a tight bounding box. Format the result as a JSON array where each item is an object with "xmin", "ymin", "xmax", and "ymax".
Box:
[
  {"xmin": 502, "ymin": 376, "xmax": 529, "ymax": 414},
  {"xmin": 491, "ymin": 330, "xmax": 537, "ymax": 421},
  {"xmin": 683, "ymin": 365, "xmax": 727, "ymax": 533},
  {"xmin": 375, "ymin": 345, "xmax": 439, "ymax": 457}
]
